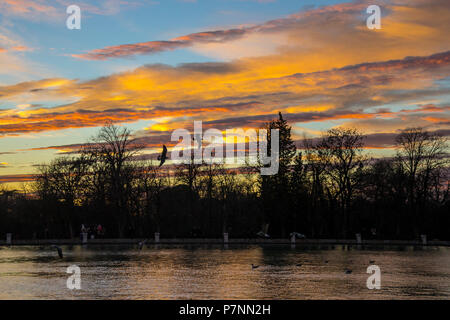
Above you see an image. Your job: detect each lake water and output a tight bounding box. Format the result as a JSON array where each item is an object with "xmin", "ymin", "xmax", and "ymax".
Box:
[{"xmin": 0, "ymin": 244, "xmax": 449, "ymax": 299}]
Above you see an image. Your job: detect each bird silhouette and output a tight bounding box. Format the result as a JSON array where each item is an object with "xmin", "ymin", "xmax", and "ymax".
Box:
[
  {"xmin": 256, "ymin": 228, "xmax": 270, "ymax": 239},
  {"xmin": 157, "ymin": 145, "xmax": 167, "ymax": 167},
  {"xmin": 193, "ymin": 134, "xmax": 202, "ymax": 150},
  {"xmin": 138, "ymin": 239, "xmax": 147, "ymax": 250},
  {"xmin": 251, "ymin": 264, "xmax": 259, "ymax": 269},
  {"xmin": 51, "ymin": 245, "xmax": 63, "ymax": 259}
]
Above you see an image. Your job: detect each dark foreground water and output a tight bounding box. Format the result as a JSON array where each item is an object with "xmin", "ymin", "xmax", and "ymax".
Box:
[{"xmin": 0, "ymin": 244, "xmax": 449, "ymax": 299}]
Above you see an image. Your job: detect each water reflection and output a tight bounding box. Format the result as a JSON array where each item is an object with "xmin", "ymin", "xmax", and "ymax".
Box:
[{"xmin": 0, "ymin": 245, "xmax": 449, "ymax": 299}]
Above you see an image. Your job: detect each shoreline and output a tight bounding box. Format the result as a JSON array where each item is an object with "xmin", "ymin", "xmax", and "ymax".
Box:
[{"xmin": 1, "ymin": 238, "xmax": 449, "ymax": 246}]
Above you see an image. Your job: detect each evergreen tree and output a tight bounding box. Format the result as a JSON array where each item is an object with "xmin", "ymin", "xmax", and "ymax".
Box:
[{"xmin": 259, "ymin": 112, "xmax": 297, "ymax": 237}]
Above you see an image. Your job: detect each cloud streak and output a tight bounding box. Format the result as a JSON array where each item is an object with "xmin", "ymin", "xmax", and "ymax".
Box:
[
  {"xmin": 72, "ymin": 1, "xmax": 368, "ymax": 60},
  {"xmin": 73, "ymin": 29, "xmax": 249, "ymax": 60}
]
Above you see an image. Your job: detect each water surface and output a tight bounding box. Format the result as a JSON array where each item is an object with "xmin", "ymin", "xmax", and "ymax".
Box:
[{"xmin": 0, "ymin": 244, "xmax": 449, "ymax": 299}]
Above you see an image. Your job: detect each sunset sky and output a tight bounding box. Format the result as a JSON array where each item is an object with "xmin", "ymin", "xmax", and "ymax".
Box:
[{"xmin": 0, "ymin": 0, "xmax": 449, "ymax": 187}]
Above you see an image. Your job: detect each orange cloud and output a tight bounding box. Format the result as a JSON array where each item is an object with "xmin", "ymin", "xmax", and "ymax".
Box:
[
  {"xmin": 11, "ymin": 45, "xmax": 32, "ymax": 52},
  {"xmin": 0, "ymin": 173, "xmax": 35, "ymax": 183},
  {"xmin": 422, "ymin": 116, "xmax": 450, "ymax": 124},
  {"xmin": 400, "ymin": 104, "xmax": 449, "ymax": 113},
  {"xmin": 1, "ymin": 50, "xmax": 449, "ymax": 137}
]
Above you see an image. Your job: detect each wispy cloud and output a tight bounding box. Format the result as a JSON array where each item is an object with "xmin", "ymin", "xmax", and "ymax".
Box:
[
  {"xmin": 0, "ymin": 0, "xmax": 156, "ymax": 22},
  {"xmin": 72, "ymin": 1, "xmax": 368, "ymax": 60},
  {"xmin": 72, "ymin": 29, "xmax": 249, "ymax": 60},
  {"xmin": 71, "ymin": 0, "xmax": 450, "ymax": 63}
]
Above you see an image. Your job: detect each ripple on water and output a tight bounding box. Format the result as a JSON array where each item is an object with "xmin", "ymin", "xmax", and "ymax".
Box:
[{"xmin": 0, "ymin": 244, "xmax": 449, "ymax": 299}]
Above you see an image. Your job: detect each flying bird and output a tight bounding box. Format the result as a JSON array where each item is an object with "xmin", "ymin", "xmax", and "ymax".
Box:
[
  {"xmin": 193, "ymin": 134, "xmax": 202, "ymax": 150},
  {"xmin": 157, "ymin": 145, "xmax": 168, "ymax": 167},
  {"xmin": 290, "ymin": 232, "xmax": 306, "ymax": 239},
  {"xmin": 51, "ymin": 245, "xmax": 63, "ymax": 259},
  {"xmin": 256, "ymin": 231, "xmax": 270, "ymax": 239}
]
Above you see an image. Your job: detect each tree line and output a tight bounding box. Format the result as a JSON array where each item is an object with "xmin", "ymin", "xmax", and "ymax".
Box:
[{"xmin": 0, "ymin": 113, "xmax": 448, "ymax": 240}]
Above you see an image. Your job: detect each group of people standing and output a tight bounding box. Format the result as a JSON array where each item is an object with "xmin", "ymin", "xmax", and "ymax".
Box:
[{"xmin": 80, "ymin": 224, "xmax": 105, "ymax": 239}]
